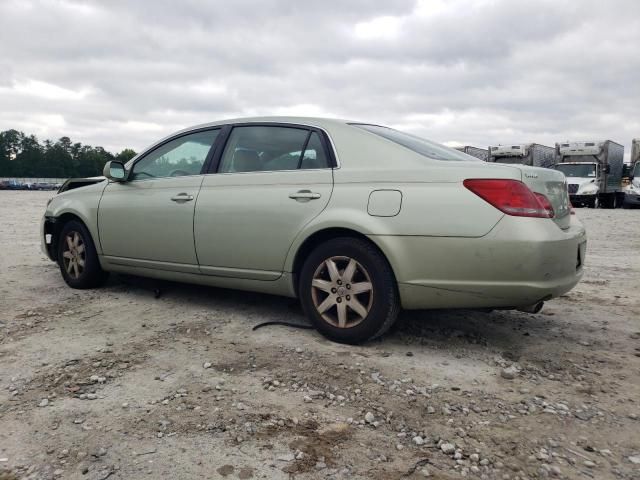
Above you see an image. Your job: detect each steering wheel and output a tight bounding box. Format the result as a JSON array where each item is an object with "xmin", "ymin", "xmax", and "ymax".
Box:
[{"xmin": 169, "ymin": 169, "xmax": 191, "ymax": 177}]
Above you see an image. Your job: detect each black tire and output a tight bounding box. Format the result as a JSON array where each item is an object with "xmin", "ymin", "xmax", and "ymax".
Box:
[
  {"xmin": 602, "ymin": 193, "xmax": 616, "ymax": 209},
  {"xmin": 299, "ymin": 237, "xmax": 400, "ymax": 344},
  {"xmin": 57, "ymin": 220, "xmax": 108, "ymax": 289}
]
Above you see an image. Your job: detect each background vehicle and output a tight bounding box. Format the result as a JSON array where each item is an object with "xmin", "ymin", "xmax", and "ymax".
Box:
[
  {"xmin": 555, "ymin": 140, "xmax": 624, "ymax": 209},
  {"xmin": 623, "ymin": 138, "xmax": 640, "ymax": 208},
  {"xmin": 488, "ymin": 143, "xmax": 556, "ymax": 168},
  {"xmin": 41, "ymin": 117, "xmax": 586, "ymax": 344},
  {"xmin": 0, "ymin": 179, "xmax": 20, "ymax": 190},
  {"xmin": 454, "ymin": 145, "xmax": 488, "ymax": 161}
]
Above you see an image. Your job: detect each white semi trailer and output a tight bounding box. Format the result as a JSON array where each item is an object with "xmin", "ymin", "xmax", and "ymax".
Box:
[
  {"xmin": 487, "ymin": 143, "xmax": 556, "ymax": 168},
  {"xmin": 555, "ymin": 140, "xmax": 624, "ymax": 209},
  {"xmin": 454, "ymin": 146, "xmax": 488, "ymax": 161},
  {"xmin": 623, "ymin": 138, "xmax": 640, "ymax": 208}
]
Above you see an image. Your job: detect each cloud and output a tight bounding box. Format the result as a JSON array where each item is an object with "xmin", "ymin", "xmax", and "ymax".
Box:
[{"xmin": 0, "ymin": 0, "xmax": 638, "ymax": 158}]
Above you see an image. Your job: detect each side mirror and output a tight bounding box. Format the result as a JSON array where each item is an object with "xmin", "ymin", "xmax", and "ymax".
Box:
[
  {"xmin": 103, "ymin": 161, "xmax": 127, "ymax": 181},
  {"xmin": 604, "ymin": 165, "xmax": 611, "ymax": 174}
]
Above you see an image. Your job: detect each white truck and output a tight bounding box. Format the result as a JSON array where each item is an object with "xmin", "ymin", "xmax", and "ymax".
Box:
[
  {"xmin": 623, "ymin": 138, "xmax": 640, "ymax": 209},
  {"xmin": 555, "ymin": 140, "xmax": 624, "ymax": 209},
  {"xmin": 454, "ymin": 146, "xmax": 489, "ymax": 161},
  {"xmin": 487, "ymin": 143, "xmax": 556, "ymax": 168}
]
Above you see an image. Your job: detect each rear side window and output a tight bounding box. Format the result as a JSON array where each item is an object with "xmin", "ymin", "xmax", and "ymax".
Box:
[
  {"xmin": 354, "ymin": 124, "xmax": 478, "ymax": 161},
  {"xmin": 300, "ymin": 132, "xmax": 329, "ymax": 169},
  {"xmin": 218, "ymin": 126, "xmax": 330, "ymax": 173}
]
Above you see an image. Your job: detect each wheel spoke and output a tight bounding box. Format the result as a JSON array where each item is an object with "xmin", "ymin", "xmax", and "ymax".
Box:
[
  {"xmin": 342, "ymin": 259, "xmax": 357, "ymax": 283},
  {"xmin": 312, "ymin": 278, "xmax": 333, "ymax": 293},
  {"xmin": 351, "ymin": 282, "xmax": 372, "ymax": 294},
  {"xmin": 62, "ymin": 251, "xmax": 73, "ymax": 259},
  {"xmin": 349, "ymin": 298, "xmax": 368, "ymax": 319},
  {"xmin": 317, "ymin": 296, "xmax": 335, "ymax": 314},
  {"xmin": 73, "ymin": 261, "xmax": 80, "ymax": 278},
  {"xmin": 76, "ymin": 243, "xmax": 85, "ymax": 253},
  {"xmin": 66, "ymin": 236, "xmax": 74, "ymax": 250},
  {"xmin": 66, "ymin": 260, "xmax": 74, "ymax": 273},
  {"xmin": 73, "ymin": 232, "xmax": 80, "ymax": 247},
  {"xmin": 77, "ymin": 257, "xmax": 85, "ymax": 267},
  {"xmin": 337, "ymin": 302, "xmax": 347, "ymax": 328},
  {"xmin": 325, "ymin": 259, "xmax": 340, "ymax": 282}
]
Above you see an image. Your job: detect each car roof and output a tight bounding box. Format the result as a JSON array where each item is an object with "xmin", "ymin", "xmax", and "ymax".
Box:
[
  {"xmin": 126, "ymin": 117, "xmax": 365, "ymax": 168},
  {"xmin": 177, "ymin": 116, "xmax": 358, "ymax": 134}
]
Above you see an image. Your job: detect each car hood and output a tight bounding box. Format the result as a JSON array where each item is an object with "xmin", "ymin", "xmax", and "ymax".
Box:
[
  {"xmin": 58, "ymin": 176, "xmax": 106, "ymax": 193},
  {"xmin": 566, "ymin": 177, "xmax": 596, "ymax": 187}
]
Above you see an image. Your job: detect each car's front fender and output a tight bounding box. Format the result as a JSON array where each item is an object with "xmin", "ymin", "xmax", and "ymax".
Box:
[{"xmin": 44, "ymin": 182, "xmax": 108, "ymax": 255}]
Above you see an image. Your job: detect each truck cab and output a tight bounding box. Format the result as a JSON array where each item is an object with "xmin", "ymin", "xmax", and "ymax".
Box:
[
  {"xmin": 489, "ymin": 143, "xmax": 556, "ymax": 168},
  {"xmin": 623, "ymin": 158, "xmax": 640, "ymax": 209},
  {"xmin": 555, "ymin": 140, "xmax": 624, "ymax": 209},
  {"xmin": 489, "ymin": 144, "xmax": 528, "ymax": 164},
  {"xmin": 623, "ymin": 139, "xmax": 640, "ymax": 208}
]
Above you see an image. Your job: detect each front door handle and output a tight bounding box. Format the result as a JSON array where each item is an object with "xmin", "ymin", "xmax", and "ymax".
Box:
[
  {"xmin": 289, "ymin": 190, "xmax": 321, "ymax": 201},
  {"xmin": 171, "ymin": 193, "xmax": 194, "ymax": 202}
]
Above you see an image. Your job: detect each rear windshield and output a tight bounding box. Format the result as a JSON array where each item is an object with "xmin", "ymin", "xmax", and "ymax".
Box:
[{"xmin": 353, "ymin": 124, "xmax": 478, "ymax": 162}]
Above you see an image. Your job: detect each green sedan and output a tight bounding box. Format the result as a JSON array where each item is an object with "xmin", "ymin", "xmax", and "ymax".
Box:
[{"xmin": 42, "ymin": 117, "xmax": 586, "ymax": 344}]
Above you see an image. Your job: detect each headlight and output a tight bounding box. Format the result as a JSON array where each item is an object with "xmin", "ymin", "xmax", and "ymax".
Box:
[{"xmin": 578, "ymin": 183, "xmax": 599, "ymax": 195}]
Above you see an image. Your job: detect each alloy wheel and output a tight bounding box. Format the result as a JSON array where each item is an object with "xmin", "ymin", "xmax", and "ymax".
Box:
[
  {"xmin": 310, "ymin": 256, "xmax": 373, "ymax": 328},
  {"xmin": 62, "ymin": 231, "xmax": 86, "ymax": 279}
]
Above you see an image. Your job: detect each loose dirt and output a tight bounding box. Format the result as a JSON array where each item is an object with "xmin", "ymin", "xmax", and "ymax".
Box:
[{"xmin": 1, "ymin": 191, "xmax": 639, "ymax": 479}]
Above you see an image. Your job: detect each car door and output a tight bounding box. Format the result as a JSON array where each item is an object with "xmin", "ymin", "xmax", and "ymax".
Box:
[
  {"xmin": 98, "ymin": 128, "xmax": 221, "ymax": 273},
  {"xmin": 194, "ymin": 124, "xmax": 334, "ymax": 280}
]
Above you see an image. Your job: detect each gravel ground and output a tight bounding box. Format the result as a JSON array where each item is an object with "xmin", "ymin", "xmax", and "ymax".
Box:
[{"xmin": 1, "ymin": 190, "xmax": 639, "ymax": 480}]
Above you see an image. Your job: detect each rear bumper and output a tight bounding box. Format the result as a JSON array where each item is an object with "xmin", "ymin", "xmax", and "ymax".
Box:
[
  {"xmin": 569, "ymin": 194, "xmax": 595, "ymax": 204},
  {"xmin": 624, "ymin": 193, "xmax": 640, "ymax": 206},
  {"xmin": 369, "ymin": 215, "xmax": 586, "ymax": 310}
]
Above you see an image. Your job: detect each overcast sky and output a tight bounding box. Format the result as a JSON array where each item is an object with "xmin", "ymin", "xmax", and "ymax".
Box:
[{"xmin": 1, "ymin": 0, "xmax": 638, "ymax": 157}]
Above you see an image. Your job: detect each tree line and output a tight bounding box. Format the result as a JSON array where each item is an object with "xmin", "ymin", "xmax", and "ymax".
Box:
[{"xmin": 0, "ymin": 129, "xmax": 136, "ymax": 178}]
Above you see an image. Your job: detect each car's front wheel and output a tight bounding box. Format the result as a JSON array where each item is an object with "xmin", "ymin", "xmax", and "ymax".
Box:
[
  {"xmin": 57, "ymin": 220, "xmax": 108, "ymax": 289},
  {"xmin": 299, "ymin": 237, "xmax": 399, "ymax": 344}
]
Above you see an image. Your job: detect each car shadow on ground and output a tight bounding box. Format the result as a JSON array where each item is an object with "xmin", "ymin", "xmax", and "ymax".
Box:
[{"xmin": 107, "ymin": 274, "xmax": 572, "ymax": 361}]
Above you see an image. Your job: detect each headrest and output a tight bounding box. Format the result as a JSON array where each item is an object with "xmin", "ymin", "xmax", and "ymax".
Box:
[{"xmin": 233, "ymin": 149, "xmax": 260, "ymax": 172}]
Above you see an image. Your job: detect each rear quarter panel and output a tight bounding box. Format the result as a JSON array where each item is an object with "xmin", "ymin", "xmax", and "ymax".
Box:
[{"xmin": 283, "ymin": 161, "xmax": 522, "ymax": 272}]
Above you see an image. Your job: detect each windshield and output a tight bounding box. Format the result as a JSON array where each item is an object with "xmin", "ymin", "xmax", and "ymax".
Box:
[
  {"xmin": 354, "ymin": 124, "xmax": 477, "ymax": 161},
  {"xmin": 555, "ymin": 163, "xmax": 597, "ymax": 178}
]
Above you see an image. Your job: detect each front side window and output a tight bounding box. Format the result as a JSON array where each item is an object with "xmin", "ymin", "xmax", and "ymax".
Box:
[
  {"xmin": 131, "ymin": 129, "xmax": 219, "ymax": 180},
  {"xmin": 218, "ymin": 126, "xmax": 330, "ymax": 173},
  {"xmin": 354, "ymin": 124, "xmax": 476, "ymax": 162}
]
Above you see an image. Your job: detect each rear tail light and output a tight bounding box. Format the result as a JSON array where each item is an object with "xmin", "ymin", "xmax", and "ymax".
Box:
[
  {"xmin": 533, "ymin": 192, "xmax": 555, "ymax": 218},
  {"xmin": 463, "ymin": 179, "xmax": 555, "ymax": 218}
]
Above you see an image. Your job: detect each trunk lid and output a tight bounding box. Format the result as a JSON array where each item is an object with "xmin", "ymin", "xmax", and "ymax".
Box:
[{"xmin": 515, "ymin": 165, "xmax": 571, "ymax": 229}]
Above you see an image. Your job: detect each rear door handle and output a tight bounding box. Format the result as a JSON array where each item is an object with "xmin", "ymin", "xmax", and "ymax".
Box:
[
  {"xmin": 289, "ymin": 190, "xmax": 321, "ymax": 201},
  {"xmin": 171, "ymin": 193, "xmax": 194, "ymax": 202}
]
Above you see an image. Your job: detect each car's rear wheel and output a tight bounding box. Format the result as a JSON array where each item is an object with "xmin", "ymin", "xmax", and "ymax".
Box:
[
  {"xmin": 299, "ymin": 237, "xmax": 399, "ymax": 344},
  {"xmin": 57, "ymin": 220, "xmax": 108, "ymax": 289}
]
